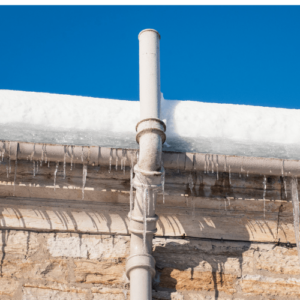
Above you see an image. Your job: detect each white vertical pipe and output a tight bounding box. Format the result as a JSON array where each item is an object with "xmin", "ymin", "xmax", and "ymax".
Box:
[
  {"xmin": 126, "ymin": 29, "xmax": 163, "ymax": 300},
  {"xmin": 139, "ymin": 29, "xmax": 161, "ymax": 120}
]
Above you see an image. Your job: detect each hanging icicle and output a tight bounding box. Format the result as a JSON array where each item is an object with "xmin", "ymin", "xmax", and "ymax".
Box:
[
  {"xmin": 188, "ymin": 173, "xmax": 194, "ymax": 195},
  {"xmin": 291, "ymin": 177, "xmax": 300, "ymax": 265},
  {"xmin": 63, "ymin": 146, "xmax": 66, "ymax": 179},
  {"xmin": 13, "ymin": 160, "xmax": 17, "ymax": 196},
  {"xmin": 30, "ymin": 143, "xmax": 35, "ymax": 162},
  {"xmin": 130, "ymin": 167, "xmax": 134, "ymax": 220},
  {"xmin": 143, "ymin": 186, "xmax": 147, "ymax": 253},
  {"xmin": 109, "ymin": 149, "xmax": 112, "ymax": 173},
  {"xmin": 263, "ymin": 175, "xmax": 267, "ymax": 219},
  {"xmin": 53, "ymin": 162, "xmax": 59, "ymax": 191},
  {"xmin": 216, "ymin": 155, "xmax": 219, "ymax": 180},
  {"xmin": 82, "ymin": 164, "xmax": 88, "ymax": 200},
  {"xmin": 32, "ymin": 161, "xmax": 36, "ymax": 177},
  {"xmin": 70, "ymin": 146, "xmax": 74, "ymax": 170},
  {"xmin": 161, "ymin": 167, "xmax": 165, "ymax": 204},
  {"xmin": 115, "ymin": 149, "xmax": 118, "ymax": 171}
]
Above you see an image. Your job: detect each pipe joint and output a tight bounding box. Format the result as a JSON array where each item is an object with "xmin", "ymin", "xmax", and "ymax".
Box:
[
  {"xmin": 126, "ymin": 253, "xmax": 156, "ymax": 279},
  {"xmin": 136, "ymin": 118, "xmax": 166, "ymax": 145},
  {"xmin": 128, "ymin": 214, "xmax": 158, "ymax": 235}
]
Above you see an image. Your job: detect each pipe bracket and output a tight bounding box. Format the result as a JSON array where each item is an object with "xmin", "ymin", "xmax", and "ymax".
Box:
[{"xmin": 134, "ymin": 164, "xmax": 164, "ymax": 177}]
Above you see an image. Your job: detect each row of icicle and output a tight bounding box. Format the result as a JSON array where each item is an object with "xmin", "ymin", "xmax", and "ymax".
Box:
[{"xmin": 1, "ymin": 143, "xmax": 299, "ymax": 263}]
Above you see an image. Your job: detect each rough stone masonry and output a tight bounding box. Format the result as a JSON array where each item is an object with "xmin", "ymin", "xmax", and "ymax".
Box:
[{"xmin": 1, "ymin": 230, "xmax": 300, "ymax": 300}]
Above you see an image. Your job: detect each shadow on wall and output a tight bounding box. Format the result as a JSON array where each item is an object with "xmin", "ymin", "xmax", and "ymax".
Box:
[
  {"xmin": 152, "ymin": 208, "xmax": 251, "ymax": 300},
  {"xmin": 152, "ymin": 169, "xmax": 287, "ymax": 299},
  {"xmin": 152, "ymin": 238, "xmax": 250, "ymax": 300}
]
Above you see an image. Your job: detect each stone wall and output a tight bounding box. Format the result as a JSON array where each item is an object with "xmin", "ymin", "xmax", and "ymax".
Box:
[{"xmin": 1, "ymin": 230, "xmax": 300, "ymax": 300}]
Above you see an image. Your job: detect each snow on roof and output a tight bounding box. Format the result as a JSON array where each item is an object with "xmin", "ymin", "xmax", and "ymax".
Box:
[{"xmin": 0, "ymin": 89, "xmax": 299, "ymax": 160}]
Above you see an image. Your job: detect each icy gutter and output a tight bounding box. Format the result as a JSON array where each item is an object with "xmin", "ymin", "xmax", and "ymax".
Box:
[{"xmin": 1, "ymin": 140, "xmax": 300, "ymax": 177}]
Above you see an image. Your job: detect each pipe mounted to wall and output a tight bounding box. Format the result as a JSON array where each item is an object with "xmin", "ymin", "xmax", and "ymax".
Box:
[{"xmin": 125, "ymin": 29, "xmax": 165, "ymax": 300}]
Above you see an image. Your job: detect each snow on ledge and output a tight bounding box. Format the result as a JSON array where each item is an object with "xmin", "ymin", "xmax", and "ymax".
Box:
[{"xmin": 0, "ymin": 89, "xmax": 300, "ymax": 160}]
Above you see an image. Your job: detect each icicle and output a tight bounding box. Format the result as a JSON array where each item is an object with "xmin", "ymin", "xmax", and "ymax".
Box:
[
  {"xmin": 32, "ymin": 161, "xmax": 36, "ymax": 177},
  {"xmin": 224, "ymin": 155, "xmax": 227, "ymax": 172},
  {"xmin": 130, "ymin": 168, "xmax": 133, "ymax": 220},
  {"xmin": 48, "ymin": 161, "xmax": 50, "ymax": 168},
  {"xmin": 42, "ymin": 144, "xmax": 47, "ymax": 163},
  {"xmin": 204, "ymin": 154, "xmax": 207, "ymax": 174},
  {"xmin": 13, "ymin": 160, "xmax": 17, "ymax": 196},
  {"xmin": 207, "ymin": 154, "xmax": 210, "ymax": 173},
  {"xmin": 152, "ymin": 189, "xmax": 156, "ymax": 211},
  {"xmin": 30, "ymin": 143, "xmax": 35, "ymax": 161},
  {"xmin": 291, "ymin": 177, "xmax": 300, "ymax": 265},
  {"xmin": 188, "ymin": 173, "xmax": 194, "ymax": 195},
  {"xmin": 216, "ymin": 155, "xmax": 219, "ymax": 180},
  {"xmin": 63, "ymin": 146, "xmax": 66, "ymax": 179},
  {"xmin": 228, "ymin": 197, "xmax": 231, "ymax": 206},
  {"xmin": 7, "ymin": 142, "xmax": 11, "ymax": 175},
  {"xmin": 53, "ymin": 162, "xmax": 59, "ymax": 191},
  {"xmin": 146, "ymin": 188, "xmax": 150, "ymax": 215},
  {"xmin": 263, "ymin": 175, "xmax": 267, "ymax": 219},
  {"xmin": 211, "ymin": 155, "xmax": 214, "ymax": 174},
  {"xmin": 123, "ymin": 289, "xmax": 128, "ymax": 300},
  {"xmin": 121, "ymin": 150, "xmax": 124, "ymax": 171},
  {"xmin": 41, "ymin": 144, "xmax": 44, "ymax": 164},
  {"xmin": 109, "ymin": 149, "xmax": 112, "ymax": 173},
  {"xmin": 123, "ymin": 149, "xmax": 127, "ymax": 174},
  {"xmin": 1, "ymin": 148, "xmax": 5, "ymax": 161},
  {"xmin": 70, "ymin": 146, "xmax": 74, "ymax": 170},
  {"xmin": 224, "ymin": 198, "xmax": 227, "ymax": 211},
  {"xmin": 162, "ymin": 167, "xmax": 165, "ymax": 204},
  {"xmin": 115, "ymin": 150, "xmax": 118, "ymax": 171},
  {"xmin": 177, "ymin": 153, "xmax": 180, "ymax": 173},
  {"xmin": 82, "ymin": 164, "xmax": 87, "ymax": 200},
  {"xmin": 283, "ymin": 176, "xmax": 288, "ymax": 199},
  {"xmin": 143, "ymin": 186, "xmax": 147, "ymax": 253},
  {"xmin": 36, "ymin": 161, "xmax": 39, "ymax": 174},
  {"xmin": 193, "ymin": 154, "xmax": 196, "ymax": 170},
  {"xmin": 247, "ymin": 171, "xmax": 249, "ymax": 177},
  {"xmin": 229, "ymin": 166, "xmax": 231, "ymax": 185},
  {"xmin": 41, "ymin": 145, "xmax": 44, "ymax": 163}
]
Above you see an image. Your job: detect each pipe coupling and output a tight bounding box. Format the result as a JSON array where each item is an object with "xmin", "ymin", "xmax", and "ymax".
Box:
[
  {"xmin": 126, "ymin": 253, "xmax": 156, "ymax": 279},
  {"xmin": 128, "ymin": 214, "xmax": 158, "ymax": 235},
  {"xmin": 136, "ymin": 118, "xmax": 166, "ymax": 144}
]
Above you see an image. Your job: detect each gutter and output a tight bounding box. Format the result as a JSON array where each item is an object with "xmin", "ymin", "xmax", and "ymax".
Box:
[{"xmin": 1, "ymin": 141, "xmax": 300, "ymax": 177}]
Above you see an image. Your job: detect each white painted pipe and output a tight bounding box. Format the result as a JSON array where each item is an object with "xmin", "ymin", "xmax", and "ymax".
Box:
[
  {"xmin": 139, "ymin": 29, "xmax": 161, "ymax": 120},
  {"xmin": 126, "ymin": 29, "xmax": 164, "ymax": 300}
]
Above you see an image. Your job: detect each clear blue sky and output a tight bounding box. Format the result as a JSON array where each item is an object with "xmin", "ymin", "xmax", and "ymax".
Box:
[{"xmin": 0, "ymin": 6, "xmax": 299, "ymax": 108}]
